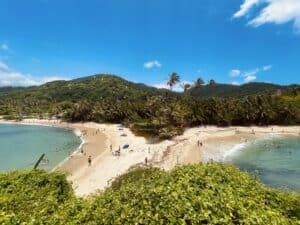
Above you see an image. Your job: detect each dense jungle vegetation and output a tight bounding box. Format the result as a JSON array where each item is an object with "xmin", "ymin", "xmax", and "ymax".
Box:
[
  {"xmin": 0, "ymin": 74, "xmax": 299, "ymax": 138},
  {"xmin": 1, "ymin": 163, "xmax": 300, "ymax": 224}
]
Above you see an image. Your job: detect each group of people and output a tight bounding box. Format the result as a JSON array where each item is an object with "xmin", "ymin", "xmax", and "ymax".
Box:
[
  {"xmin": 82, "ymin": 126, "xmax": 153, "ymax": 167},
  {"xmin": 110, "ymin": 144, "xmax": 121, "ymax": 156}
]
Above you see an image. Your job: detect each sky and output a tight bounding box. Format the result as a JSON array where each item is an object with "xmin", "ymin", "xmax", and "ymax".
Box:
[{"xmin": 0, "ymin": 0, "xmax": 300, "ymax": 89}]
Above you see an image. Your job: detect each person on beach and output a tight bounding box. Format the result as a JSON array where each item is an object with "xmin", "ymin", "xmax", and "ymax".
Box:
[
  {"xmin": 145, "ymin": 157, "xmax": 148, "ymax": 165},
  {"xmin": 88, "ymin": 156, "xmax": 92, "ymax": 166}
]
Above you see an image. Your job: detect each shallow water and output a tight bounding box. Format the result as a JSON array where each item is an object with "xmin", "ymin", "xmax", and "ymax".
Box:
[
  {"xmin": 0, "ymin": 124, "xmax": 81, "ymax": 171},
  {"xmin": 226, "ymin": 136, "xmax": 300, "ymax": 191}
]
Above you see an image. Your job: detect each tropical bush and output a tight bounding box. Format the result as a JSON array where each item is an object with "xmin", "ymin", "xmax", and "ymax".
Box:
[{"xmin": 1, "ymin": 164, "xmax": 299, "ymax": 224}]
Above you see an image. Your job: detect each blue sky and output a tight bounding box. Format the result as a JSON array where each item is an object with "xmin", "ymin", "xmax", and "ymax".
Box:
[{"xmin": 0, "ymin": 0, "xmax": 299, "ymax": 89}]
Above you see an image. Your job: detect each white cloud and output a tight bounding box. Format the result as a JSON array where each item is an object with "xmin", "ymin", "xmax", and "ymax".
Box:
[
  {"xmin": 0, "ymin": 61, "xmax": 69, "ymax": 87},
  {"xmin": 232, "ymin": 81, "xmax": 240, "ymax": 85},
  {"xmin": 0, "ymin": 61, "xmax": 9, "ymax": 70},
  {"xmin": 144, "ymin": 60, "xmax": 162, "ymax": 69},
  {"xmin": 230, "ymin": 65, "xmax": 272, "ymax": 84},
  {"xmin": 243, "ymin": 68, "xmax": 259, "ymax": 82},
  {"xmin": 234, "ymin": 0, "xmax": 300, "ymax": 32},
  {"xmin": 262, "ymin": 64, "xmax": 272, "ymax": 71},
  {"xmin": 249, "ymin": 0, "xmax": 300, "ymax": 31},
  {"xmin": 244, "ymin": 75, "xmax": 257, "ymax": 82},
  {"xmin": 0, "ymin": 44, "xmax": 9, "ymax": 51},
  {"xmin": 229, "ymin": 69, "xmax": 241, "ymax": 77},
  {"xmin": 153, "ymin": 80, "xmax": 192, "ymax": 92},
  {"xmin": 244, "ymin": 68, "xmax": 260, "ymax": 77},
  {"xmin": 233, "ymin": 0, "xmax": 260, "ymax": 18},
  {"xmin": 153, "ymin": 82, "xmax": 168, "ymax": 89}
]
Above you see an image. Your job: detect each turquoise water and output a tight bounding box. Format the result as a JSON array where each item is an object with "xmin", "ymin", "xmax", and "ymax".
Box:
[
  {"xmin": 0, "ymin": 124, "xmax": 82, "ymax": 171},
  {"xmin": 227, "ymin": 136, "xmax": 300, "ymax": 192}
]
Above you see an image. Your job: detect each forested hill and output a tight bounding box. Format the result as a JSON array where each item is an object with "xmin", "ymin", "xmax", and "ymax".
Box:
[
  {"xmin": 0, "ymin": 74, "xmax": 299, "ymax": 139},
  {"xmin": 188, "ymin": 82, "xmax": 299, "ymax": 98},
  {"xmin": 0, "ymin": 74, "xmax": 173, "ymax": 102},
  {"xmin": 0, "ymin": 74, "xmax": 298, "ymax": 100}
]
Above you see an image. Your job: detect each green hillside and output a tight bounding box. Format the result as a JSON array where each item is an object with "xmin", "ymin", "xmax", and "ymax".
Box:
[
  {"xmin": 0, "ymin": 74, "xmax": 299, "ymax": 138},
  {"xmin": 1, "ymin": 164, "xmax": 299, "ymax": 224},
  {"xmin": 188, "ymin": 82, "xmax": 298, "ymax": 98},
  {"xmin": 0, "ymin": 74, "xmax": 171, "ymax": 108},
  {"xmin": 0, "ymin": 75, "xmax": 297, "ymax": 100}
]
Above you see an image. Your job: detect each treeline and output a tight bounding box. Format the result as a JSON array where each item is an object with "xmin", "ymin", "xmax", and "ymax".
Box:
[
  {"xmin": 53, "ymin": 94, "xmax": 300, "ymax": 138},
  {"xmin": 1, "ymin": 164, "xmax": 300, "ymax": 224},
  {"xmin": 0, "ymin": 74, "xmax": 299, "ymax": 138}
]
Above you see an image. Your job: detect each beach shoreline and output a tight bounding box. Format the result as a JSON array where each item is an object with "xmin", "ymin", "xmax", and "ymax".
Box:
[{"xmin": 1, "ymin": 118, "xmax": 299, "ymax": 196}]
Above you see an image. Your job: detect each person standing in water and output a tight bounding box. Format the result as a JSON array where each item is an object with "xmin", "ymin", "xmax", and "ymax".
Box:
[{"xmin": 88, "ymin": 156, "xmax": 92, "ymax": 167}]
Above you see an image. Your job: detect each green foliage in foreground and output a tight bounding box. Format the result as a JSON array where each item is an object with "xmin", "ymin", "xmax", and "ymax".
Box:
[{"xmin": 1, "ymin": 164, "xmax": 300, "ymax": 224}]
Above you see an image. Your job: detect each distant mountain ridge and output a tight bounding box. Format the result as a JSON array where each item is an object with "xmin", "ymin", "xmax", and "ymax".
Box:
[{"xmin": 188, "ymin": 82, "xmax": 299, "ymax": 98}]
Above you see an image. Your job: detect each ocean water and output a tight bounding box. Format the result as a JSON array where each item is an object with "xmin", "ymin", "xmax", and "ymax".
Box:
[
  {"xmin": 226, "ymin": 136, "xmax": 300, "ymax": 191},
  {"xmin": 0, "ymin": 124, "xmax": 82, "ymax": 171}
]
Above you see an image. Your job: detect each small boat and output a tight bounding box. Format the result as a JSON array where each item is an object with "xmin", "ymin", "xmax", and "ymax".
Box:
[{"xmin": 123, "ymin": 144, "xmax": 129, "ymax": 149}]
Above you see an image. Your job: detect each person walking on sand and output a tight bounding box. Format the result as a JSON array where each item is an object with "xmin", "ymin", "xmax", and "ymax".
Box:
[
  {"xmin": 88, "ymin": 156, "xmax": 92, "ymax": 167},
  {"xmin": 145, "ymin": 157, "xmax": 148, "ymax": 165}
]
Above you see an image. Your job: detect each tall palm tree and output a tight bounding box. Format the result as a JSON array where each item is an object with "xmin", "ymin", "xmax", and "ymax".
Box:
[
  {"xmin": 183, "ymin": 83, "xmax": 191, "ymax": 93},
  {"xmin": 194, "ymin": 78, "xmax": 205, "ymax": 88},
  {"xmin": 167, "ymin": 72, "xmax": 180, "ymax": 90},
  {"xmin": 209, "ymin": 79, "xmax": 216, "ymax": 87}
]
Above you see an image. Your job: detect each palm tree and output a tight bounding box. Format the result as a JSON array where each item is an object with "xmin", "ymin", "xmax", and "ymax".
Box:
[
  {"xmin": 180, "ymin": 82, "xmax": 191, "ymax": 93},
  {"xmin": 167, "ymin": 72, "xmax": 180, "ymax": 90},
  {"xmin": 209, "ymin": 79, "xmax": 216, "ymax": 87},
  {"xmin": 183, "ymin": 83, "xmax": 191, "ymax": 93},
  {"xmin": 194, "ymin": 78, "xmax": 205, "ymax": 88}
]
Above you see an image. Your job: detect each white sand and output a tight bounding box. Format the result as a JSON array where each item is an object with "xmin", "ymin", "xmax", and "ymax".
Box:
[{"xmin": 1, "ymin": 119, "xmax": 299, "ymax": 196}]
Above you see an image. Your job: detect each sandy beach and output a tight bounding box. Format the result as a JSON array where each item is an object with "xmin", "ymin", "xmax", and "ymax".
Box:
[{"xmin": 1, "ymin": 118, "xmax": 300, "ymax": 196}]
